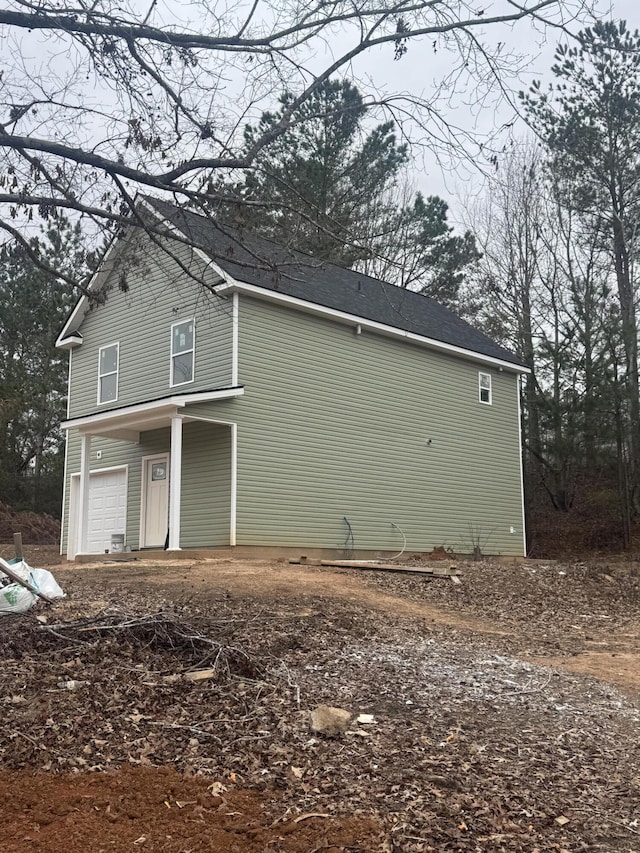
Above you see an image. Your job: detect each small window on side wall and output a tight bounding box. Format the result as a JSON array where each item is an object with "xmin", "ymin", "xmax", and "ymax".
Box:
[
  {"xmin": 171, "ymin": 319, "xmax": 195, "ymax": 386},
  {"xmin": 98, "ymin": 343, "xmax": 119, "ymax": 404},
  {"xmin": 479, "ymin": 371, "xmax": 492, "ymax": 405}
]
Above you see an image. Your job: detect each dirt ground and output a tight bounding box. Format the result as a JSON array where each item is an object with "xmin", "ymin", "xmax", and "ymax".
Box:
[{"xmin": 2, "ymin": 545, "xmax": 640, "ymax": 852}]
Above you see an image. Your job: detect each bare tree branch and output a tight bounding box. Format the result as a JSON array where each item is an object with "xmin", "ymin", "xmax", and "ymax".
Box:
[
  {"xmin": 0, "ymin": 219, "xmax": 80, "ymax": 288},
  {"xmin": 0, "ymin": 0, "xmax": 595, "ymax": 280}
]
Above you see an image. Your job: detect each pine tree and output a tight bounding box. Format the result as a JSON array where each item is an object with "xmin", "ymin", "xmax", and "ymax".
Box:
[
  {"xmin": 0, "ymin": 219, "xmax": 89, "ymax": 515},
  {"xmin": 521, "ymin": 20, "xmax": 640, "ymax": 542},
  {"xmin": 223, "ymin": 79, "xmax": 479, "ymax": 305}
]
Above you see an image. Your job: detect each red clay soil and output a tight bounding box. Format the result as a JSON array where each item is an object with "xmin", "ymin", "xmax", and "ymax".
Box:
[
  {"xmin": 0, "ymin": 505, "xmax": 60, "ymax": 545},
  {"xmin": 2, "ymin": 766, "xmax": 383, "ymax": 853}
]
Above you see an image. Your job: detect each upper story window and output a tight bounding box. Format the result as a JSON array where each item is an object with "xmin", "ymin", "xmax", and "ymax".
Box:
[
  {"xmin": 479, "ymin": 371, "xmax": 492, "ymax": 405},
  {"xmin": 98, "ymin": 343, "xmax": 119, "ymax": 404},
  {"xmin": 171, "ymin": 319, "xmax": 195, "ymax": 386}
]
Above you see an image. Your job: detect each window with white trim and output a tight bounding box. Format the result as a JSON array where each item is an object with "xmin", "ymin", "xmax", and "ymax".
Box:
[
  {"xmin": 98, "ymin": 343, "xmax": 119, "ymax": 404},
  {"xmin": 171, "ymin": 320, "xmax": 195, "ymax": 386},
  {"xmin": 478, "ymin": 371, "xmax": 492, "ymax": 405}
]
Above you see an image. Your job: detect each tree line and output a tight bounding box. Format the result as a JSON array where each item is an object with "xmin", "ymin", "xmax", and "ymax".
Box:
[{"xmin": 472, "ymin": 20, "xmax": 640, "ymax": 552}]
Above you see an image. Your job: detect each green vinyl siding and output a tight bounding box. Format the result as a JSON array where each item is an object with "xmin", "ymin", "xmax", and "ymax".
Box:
[
  {"xmin": 62, "ymin": 421, "xmax": 231, "ymax": 552},
  {"xmin": 62, "ymin": 257, "xmax": 525, "ymax": 557},
  {"xmin": 63, "ymin": 427, "xmax": 166, "ymax": 552},
  {"xmin": 180, "ymin": 421, "xmax": 231, "ymax": 547},
  {"xmin": 189, "ymin": 295, "xmax": 525, "ymax": 556},
  {"xmin": 68, "ymin": 237, "xmax": 233, "ymax": 419}
]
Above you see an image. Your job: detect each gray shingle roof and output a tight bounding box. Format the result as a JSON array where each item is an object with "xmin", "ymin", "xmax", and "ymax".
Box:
[{"xmin": 147, "ymin": 197, "xmax": 526, "ymax": 368}]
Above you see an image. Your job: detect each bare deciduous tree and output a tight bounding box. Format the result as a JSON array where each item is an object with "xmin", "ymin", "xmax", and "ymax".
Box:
[
  {"xmin": 467, "ymin": 141, "xmax": 615, "ymax": 543},
  {"xmin": 0, "ymin": 0, "xmax": 593, "ymax": 286}
]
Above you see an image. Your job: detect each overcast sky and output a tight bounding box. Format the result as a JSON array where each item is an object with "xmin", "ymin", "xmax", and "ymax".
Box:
[
  {"xmin": 347, "ymin": 0, "xmax": 640, "ymax": 215},
  {"xmin": 4, "ymin": 0, "xmax": 638, "ymax": 236}
]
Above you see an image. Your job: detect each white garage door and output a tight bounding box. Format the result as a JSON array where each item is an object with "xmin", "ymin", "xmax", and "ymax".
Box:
[{"xmin": 86, "ymin": 469, "xmax": 127, "ymax": 554}]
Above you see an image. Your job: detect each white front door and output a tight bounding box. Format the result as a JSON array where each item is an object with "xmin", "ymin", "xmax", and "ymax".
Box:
[{"xmin": 141, "ymin": 455, "xmax": 169, "ymax": 548}]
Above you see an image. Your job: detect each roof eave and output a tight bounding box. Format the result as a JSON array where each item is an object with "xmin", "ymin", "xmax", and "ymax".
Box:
[
  {"xmin": 55, "ymin": 233, "xmax": 126, "ymax": 348},
  {"xmin": 61, "ymin": 386, "xmax": 245, "ymax": 436},
  {"xmin": 56, "ymin": 332, "xmax": 83, "ymax": 350}
]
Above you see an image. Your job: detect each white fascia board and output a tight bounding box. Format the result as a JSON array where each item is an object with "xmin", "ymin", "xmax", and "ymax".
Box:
[
  {"xmin": 57, "ymin": 333, "xmax": 83, "ymax": 350},
  {"xmin": 178, "ymin": 387, "xmax": 244, "ymax": 405},
  {"xmin": 63, "ymin": 399, "xmax": 182, "ymax": 431},
  {"xmin": 137, "ymin": 197, "xmax": 230, "ymax": 286},
  {"xmin": 55, "ymin": 304, "xmax": 86, "ymax": 348},
  {"xmin": 218, "ymin": 280, "xmax": 530, "ymax": 375},
  {"xmin": 61, "ymin": 387, "xmax": 244, "ymax": 432}
]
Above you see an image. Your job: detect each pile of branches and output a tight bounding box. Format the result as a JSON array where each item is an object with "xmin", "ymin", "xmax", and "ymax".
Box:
[{"xmin": 37, "ymin": 611, "xmax": 263, "ymax": 681}]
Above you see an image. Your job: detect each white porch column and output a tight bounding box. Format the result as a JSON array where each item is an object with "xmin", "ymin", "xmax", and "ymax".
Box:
[
  {"xmin": 167, "ymin": 416, "xmax": 183, "ymax": 551},
  {"xmin": 230, "ymin": 423, "xmax": 237, "ymax": 546},
  {"xmin": 77, "ymin": 432, "xmax": 91, "ymax": 556}
]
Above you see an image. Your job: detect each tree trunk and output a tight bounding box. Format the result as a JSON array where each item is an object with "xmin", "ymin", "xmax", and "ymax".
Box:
[{"xmin": 611, "ymin": 213, "xmax": 640, "ymax": 516}]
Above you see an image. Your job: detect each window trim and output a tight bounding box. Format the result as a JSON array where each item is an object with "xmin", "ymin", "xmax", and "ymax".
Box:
[
  {"xmin": 97, "ymin": 342, "xmax": 120, "ymax": 405},
  {"xmin": 478, "ymin": 371, "xmax": 492, "ymax": 406},
  {"xmin": 170, "ymin": 319, "xmax": 195, "ymax": 388}
]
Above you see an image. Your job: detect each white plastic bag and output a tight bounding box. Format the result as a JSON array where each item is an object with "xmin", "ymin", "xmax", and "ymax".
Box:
[
  {"xmin": 0, "ymin": 557, "xmax": 65, "ymax": 615},
  {"xmin": 0, "ymin": 583, "xmax": 36, "ymax": 614},
  {"xmin": 30, "ymin": 568, "xmax": 65, "ymax": 600},
  {"xmin": 2, "ymin": 557, "xmax": 30, "ymax": 582}
]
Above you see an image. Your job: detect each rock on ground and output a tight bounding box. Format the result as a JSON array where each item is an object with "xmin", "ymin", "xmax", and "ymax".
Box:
[{"xmin": 310, "ymin": 704, "xmax": 351, "ymax": 736}]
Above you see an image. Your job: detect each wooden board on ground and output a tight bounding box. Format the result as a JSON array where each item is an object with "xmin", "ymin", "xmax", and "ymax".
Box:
[
  {"xmin": 184, "ymin": 668, "xmax": 216, "ymax": 682},
  {"xmin": 317, "ymin": 560, "xmax": 460, "ymax": 577}
]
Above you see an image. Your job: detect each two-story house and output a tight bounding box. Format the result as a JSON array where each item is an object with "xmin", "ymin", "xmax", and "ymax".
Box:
[{"xmin": 57, "ymin": 198, "xmax": 529, "ymax": 559}]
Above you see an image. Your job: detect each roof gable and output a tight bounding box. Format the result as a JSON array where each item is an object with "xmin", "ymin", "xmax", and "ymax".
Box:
[
  {"xmin": 58, "ymin": 196, "xmax": 526, "ymax": 371},
  {"xmin": 146, "ymin": 197, "xmax": 526, "ymax": 369},
  {"xmin": 56, "ymin": 227, "xmax": 135, "ymax": 347}
]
